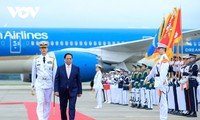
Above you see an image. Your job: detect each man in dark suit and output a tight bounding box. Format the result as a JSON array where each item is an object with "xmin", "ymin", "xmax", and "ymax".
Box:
[{"xmin": 54, "ymin": 53, "xmax": 82, "ymax": 120}]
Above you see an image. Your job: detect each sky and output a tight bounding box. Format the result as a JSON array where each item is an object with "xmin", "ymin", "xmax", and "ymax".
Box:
[{"xmin": 0, "ymin": 0, "xmax": 200, "ymax": 29}]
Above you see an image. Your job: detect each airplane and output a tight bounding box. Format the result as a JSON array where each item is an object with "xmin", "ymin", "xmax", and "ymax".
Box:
[{"xmin": 0, "ymin": 28, "xmax": 200, "ymax": 82}]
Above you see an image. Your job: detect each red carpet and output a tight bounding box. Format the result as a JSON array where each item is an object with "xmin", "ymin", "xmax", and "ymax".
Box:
[{"xmin": 0, "ymin": 102, "xmax": 95, "ymax": 120}]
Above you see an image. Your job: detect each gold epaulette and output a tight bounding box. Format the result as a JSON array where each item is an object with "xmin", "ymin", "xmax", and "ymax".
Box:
[
  {"xmin": 34, "ymin": 56, "xmax": 40, "ymax": 59},
  {"xmin": 49, "ymin": 55, "xmax": 55, "ymax": 60}
]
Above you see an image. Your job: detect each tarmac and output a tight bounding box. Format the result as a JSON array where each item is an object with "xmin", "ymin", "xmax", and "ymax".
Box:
[{"xmin": 0, "ymin": 80, "xmax": 199, "ymax": 120}]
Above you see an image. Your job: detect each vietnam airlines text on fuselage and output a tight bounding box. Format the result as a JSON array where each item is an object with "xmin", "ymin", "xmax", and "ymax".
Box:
[{"xmin": 0, "ymin": 30, "xmax": 48, "ymax": 40}]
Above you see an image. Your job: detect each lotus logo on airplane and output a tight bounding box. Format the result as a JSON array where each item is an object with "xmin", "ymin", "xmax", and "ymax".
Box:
[{"xmin": 7, "ymin": 7, "xmax": 40, "ymax": 19}]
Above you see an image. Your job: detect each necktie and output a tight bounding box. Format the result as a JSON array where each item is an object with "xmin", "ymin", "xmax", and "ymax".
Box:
[
  {"xmin": 67, "ymin": 66, "xmax": 71, "ymax": 78},
  {"xmin": 43, "ymin": 57, "xmax": 45, "ymax": 63}
]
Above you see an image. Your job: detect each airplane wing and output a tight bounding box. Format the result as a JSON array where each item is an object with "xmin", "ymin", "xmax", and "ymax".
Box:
[
  {"xmin": 98, "ymin": 29, "xmax": 200, "ymax": 63},
  {"xmin": 62, "ymin": 29, "xmax": 200, "ymax": 70},
  {"xmin": 182, "ymin": 29, "xmax": 200, "ymax": 42},
  {"xmin": 98, "ymin": 37, "xmax": 154, "ymax": 63}
]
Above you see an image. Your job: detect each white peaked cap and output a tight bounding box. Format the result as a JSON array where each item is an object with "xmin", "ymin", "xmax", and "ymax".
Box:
[
  {"xmin": 96, "ymin": 64, "xmax": 102, "ymax": 68},
  {"xmin": 183, "ymin": 55, "xmax": 190, "ymax": 59},
  {"xmin": 39, "ymin": 41, "xmax": 48, "ymax": 47}
]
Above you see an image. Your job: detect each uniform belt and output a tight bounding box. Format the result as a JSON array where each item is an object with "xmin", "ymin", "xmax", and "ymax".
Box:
[
  {"xmin": 182, "ymin": 75, "xmax": 188, "ymax": 77},
  {"xmin": 38, "ymin": 77, "xmax": 50, "ymax": 80},
  {"xmin": 189, "ymin": 76, "xmax": 197, "ymax": 79},
  {"xmin": 123, "ymin": 84, "xmax": 129, "ymax": 86}
]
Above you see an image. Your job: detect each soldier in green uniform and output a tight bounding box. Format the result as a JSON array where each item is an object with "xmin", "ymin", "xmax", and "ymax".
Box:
[
  {"xmin": 140, "ymin": 63, "xmax": 148, "ymax": 109},
  {"xmin": 130, "ymin": 64, "xmax": 137, "ymax": 107},
  {"xmin": 145, "ymin": 66, "xmax": 154, "ymax": 110},
  {"xmin": 135, "ymin": 64, "xmax": 142, "ymax": 108}
]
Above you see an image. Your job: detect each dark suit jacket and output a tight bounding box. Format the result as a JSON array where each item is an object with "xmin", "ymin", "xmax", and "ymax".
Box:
[{"xmin": 54, "ymin": 64, "xmax": 82, "ymax": 97}]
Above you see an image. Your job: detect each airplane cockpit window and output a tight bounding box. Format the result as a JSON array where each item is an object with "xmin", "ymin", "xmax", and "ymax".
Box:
[{"xmin": 108, "ymin": 41, "xmax": 111, "ymax": 45}]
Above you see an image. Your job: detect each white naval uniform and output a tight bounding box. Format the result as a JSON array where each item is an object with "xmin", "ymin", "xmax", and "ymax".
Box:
[
  {"xmin": 167, "ymin": 80, "xmax": 175, "ymax": 110},
  {"xmin": 93, "ymin": 70, "xmax": 103, "ymax": 108},
  {"xmin": 177, "ymin": 65, "xmax": 188, "ymax": 111},
  {"xmin": 31, "ymin": 54, "xmax": 57, "ymax": 120},
  {"xmin": 146, "ymin": 54, "xmax": 169, "ymax": 120}
]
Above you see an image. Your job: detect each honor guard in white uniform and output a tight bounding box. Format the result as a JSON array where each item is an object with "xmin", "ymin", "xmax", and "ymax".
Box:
[
  {"xmin": 93, "ymin": 64, "xmax": 103, "ymax": 109},
  {"xmin": 145, "ymin": 43, "xmax": 169, "ymax": 120},
  {"xmin": 31, "ymin": 41, "xmax": 57, "ymax": 120}
]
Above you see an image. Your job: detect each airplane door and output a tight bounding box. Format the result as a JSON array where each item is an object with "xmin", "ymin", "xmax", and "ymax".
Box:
[{"xmin": 10, "ymin": 37, "xmax": 21, "ymax": 53}]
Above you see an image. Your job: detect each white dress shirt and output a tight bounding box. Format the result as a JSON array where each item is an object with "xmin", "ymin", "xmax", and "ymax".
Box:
[{"xmin": 65, "ymin": 64, "xmax": 71, "ymax": 79}]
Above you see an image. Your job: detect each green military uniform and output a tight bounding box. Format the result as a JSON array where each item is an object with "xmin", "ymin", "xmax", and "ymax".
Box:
[
  {"xmin": 131, "ymin": 72, "xmax": 137, "ymax": 88},
  {"xmin": 145, "ymin": 66, "xmax": 154, "ymax": 110},
  {"xmin": 141, "ymin": 70, "xmax": 148, "ymax": 88},
  {"xmin": 135, "ymin": 64, "xmax": 142, "ymax": 108},
  {"xmin": 130, "ymin": 64, "xmax": 137, "ymax": 107},
  {"xmin": 136, "ymin": 71, "xmax": 142, "ymax": 88}
]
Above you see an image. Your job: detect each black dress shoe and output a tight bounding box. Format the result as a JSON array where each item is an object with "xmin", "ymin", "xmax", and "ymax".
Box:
[
  {"xmin": 187, "ymin": 112, "xmax": 197, "ymax": 117},
  {"xmin": 133, "ymin": 104, "xmax": 137, "ymax": 107},
  {"xmin": 185, "ymin": 111, "xmax": 191, "ymax": 116},
  {"xmin": 146, "ymin": 108, "xmax": 153, "ymax": 110},
  {"xmin": 137, "ymin": 104, "xmax": 141, "ymax": 108},
  {"xmin": 172, "ymin": 111, "xmax": 178, "ymax": 115},
  {"xmin": 168, "ymin": 109, "xmax": 172, "ymax": 113},
  {"xmin": 143, "ymin": 105, "xmax": 148, "ymax": 109}
]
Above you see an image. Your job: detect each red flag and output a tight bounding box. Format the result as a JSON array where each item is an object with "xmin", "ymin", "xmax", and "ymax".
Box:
[
  {"xmin": 160, "ymin": 8, "xmax": 177, "ymax": 46},
  {"xmin": 170, "ymin": 8, "xmax": 182, "ymax": 46},
  {"xmin": 166, "ymin": 8, "xmax": 182, "ymax": 59}
]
